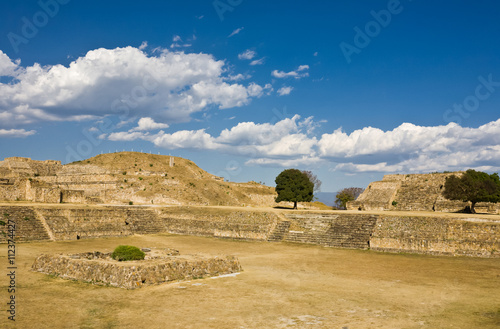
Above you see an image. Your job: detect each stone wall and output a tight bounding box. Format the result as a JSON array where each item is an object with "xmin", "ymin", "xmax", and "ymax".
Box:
[
  {"xmin": 371, "ymin": 215, "xmax": 500, "ymax": 257},
  {"xmin": 0, "ymin": 157, "xmax": 62, "ymax": 177},
  {"xmin": 2, "ymin": 205, "xmax": 279, "ymax": 242},
  {"xmin": 156, "ymin": 207, "xmax": 279, "ymax": 240},
  {"xmin": 2, "ymin": 204, "xmax": 500, "ymax": 258},
  {"xmin": 32, "ymin": 250, "xmax": 242, "ymax": 289}
]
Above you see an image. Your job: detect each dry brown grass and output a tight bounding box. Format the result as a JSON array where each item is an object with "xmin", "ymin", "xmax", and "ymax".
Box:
[{"xmin": 1, "ymin": 234, "xmax": 499, "ymax": 328}]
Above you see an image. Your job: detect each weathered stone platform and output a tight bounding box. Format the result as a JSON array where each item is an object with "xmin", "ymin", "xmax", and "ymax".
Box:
[
  {"xmin": 31, "ymin": 248, "xmax": 242, "ymax": 289},
  {"xmin": 3, "ymin": 204, "xmax": 500, "ymax": 258}
]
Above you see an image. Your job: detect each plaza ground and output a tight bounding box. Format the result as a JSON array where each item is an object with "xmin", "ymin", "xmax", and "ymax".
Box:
[{"xmin": 1, "ymin": 233, "xmax": 499, "ymax": 328}]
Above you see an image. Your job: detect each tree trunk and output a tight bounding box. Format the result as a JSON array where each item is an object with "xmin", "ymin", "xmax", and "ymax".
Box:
[
  {"xmin": 470, "ymin": 201, "xmax": 477, "ymax": 214},
  {"xmin": 293, "ymin": 201, "xmax": 297, "ymax": 210}
]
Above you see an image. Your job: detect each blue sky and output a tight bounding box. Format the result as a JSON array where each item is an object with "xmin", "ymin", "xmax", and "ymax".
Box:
[{"xmin": 1, "ymin": 0, "xmax": 500, "ymax": 192}]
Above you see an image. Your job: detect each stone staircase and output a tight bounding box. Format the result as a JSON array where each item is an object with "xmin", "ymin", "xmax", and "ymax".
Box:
[
  {"xmin": 128, "ymin": 208, "xmax": 165, "ymax": 234},
  {"xmin": 267, "ymin": 221, "xmax": 291, "ymax": 242},
  {"xmin": 281, "ymin": 213, "xmax": 378, "ymax": 249},
  {"xmin": 0, "ymin": 206, "xmax": 51, "ymax": 243}
]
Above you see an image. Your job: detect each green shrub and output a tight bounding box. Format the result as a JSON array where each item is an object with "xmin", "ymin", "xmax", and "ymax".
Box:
[
  {"xmin": 392, "ymin": 201, "xmax": 398, "ymax": 206},
  {"xmin": 111, "ymin": 245, "xmax": 145, "ymax": 261},
  {"xmin": 0, "ymin": 220, "xmax": 6, "ymax": 226},
  {"xmin": 128, "ymin": 201, "xmax": 133, "ymax": 205}
]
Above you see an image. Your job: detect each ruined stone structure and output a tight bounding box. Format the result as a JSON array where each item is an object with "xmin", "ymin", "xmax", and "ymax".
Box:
[
  {"xmin": 347, "ymin": 172, "xmax": 500, "ymax": 214},
  {"xmin": 2, "ymin": 204, "xmax": 499, "ymax": 258},
  {"xmin": 32, "ymin": 249, "xmax": 242, "ymax": 289},
  {"xmin": 0, "ymin": 153, "xmax": 277, "ymax": 206},
  {"xmin": 0, "ymin": 157, "xmax": 114, "ymax": 204}
]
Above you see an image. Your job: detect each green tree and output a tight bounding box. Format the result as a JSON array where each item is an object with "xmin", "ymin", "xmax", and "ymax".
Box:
[
  {"xmin": 443, "ymin": 169, "xmax": 500, "ymax": 213},
  {"xmin": 335, "ymin": 187, "xmax": 364, "ymax": 210},
  {"xmin": 275, "ymin": 169, "xmax": 314, "ymax": 209}
]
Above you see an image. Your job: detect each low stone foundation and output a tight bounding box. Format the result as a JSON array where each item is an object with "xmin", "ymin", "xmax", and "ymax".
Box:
[{"xmin": 31, "ymin": 248, "xmax": 242, "ymax": 289}]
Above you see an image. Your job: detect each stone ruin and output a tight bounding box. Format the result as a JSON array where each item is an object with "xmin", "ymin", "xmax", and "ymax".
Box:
[
  {"xmin": 347, "ymin": 172, "xmax": 500, "ymax": 214},
  {"xmin": 31, "ymin": 247, "xmax": 242, "ymax": 289},
  {"xmin": 0, "ymin": 156, "xmax": 115, "ymax": 204}
]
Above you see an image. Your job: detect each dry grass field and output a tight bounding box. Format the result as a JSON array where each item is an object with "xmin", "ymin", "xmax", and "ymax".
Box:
[{"xmin": 1, "ymin": 234, "xmax": 499, "ymax": 329}]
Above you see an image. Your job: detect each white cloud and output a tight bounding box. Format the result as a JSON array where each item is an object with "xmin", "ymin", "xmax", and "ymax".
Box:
[
  {"xmin": 277, "ymin": 86, "xmax": 293, "ymax": 96},
  {"xmin": 0, "ymin": 128, "xmax": 36, "ymax": 138},
  {"xmin": 238, "ymin": 50, "xmax": 256, "ymax": 60},
  {"xmin": 153, "ymin": 129, "xmax": 217, "ymax": 149},
  {"xmin": 228, "ymin": 27, "xmax": 244, "ymax": 38},
  {"xmin": 246, "ymin": 156, "xmax": 323, "ymax": 167},
  {"xmin": 320, "ymin": 119, "xmax": 500, "ymax": 173},
  {"xmin": 108, "ymin": 131, "xmax": 148, "ymax": 142},
  {"xmin": 0, "ymin": 51, "xmax": 20, "ymax": 77},
  {"xmin": 170, "ymin": 43, "xmax": 192, "ymax": 49},
  {"xmin": 313, "ymin": 52, "xmax": 318, "ymax": 56},
  {"xmin": 272, "ymin": 65, "xmax": 309, "ymax": 79},
  {"xmin": 130, "ymin": 117, "xmax": 169, "ymax": 131},
  {"xmin": 139, "ymin": 41, "xmax": 148, "ymax": 50},
  {"xmin": 0, "ymin": 47, "xmax": 265, "ymax": 127},
  {"xmin": 173, "ymin": 35, "xmax": 182, "ymax": 42},
  {"xmin": 250, "ymin": 58, "xmax": 265, "ymax": 66},
  {"xmin": 226, "ymin": 73, "xmax": 251, "ymax": 81},
  {"xmin": 102, "ymin": 106, "xmax": 500, "ymax": 174},
  {"xmin": 107, "ymin": 115, "xmax": 319, "ymax": 160}
]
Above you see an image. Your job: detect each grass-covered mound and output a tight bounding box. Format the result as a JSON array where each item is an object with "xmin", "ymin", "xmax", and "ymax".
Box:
[{"xmin": 111, "ymin": 245, "xmax": 145, "ymax": 261}]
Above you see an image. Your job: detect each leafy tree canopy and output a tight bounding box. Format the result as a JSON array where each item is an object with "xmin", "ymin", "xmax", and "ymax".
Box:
[
  {"xmin": 275, "ymin": 169, "xmax": 314, "ymax": 209},
  {"xmin": 335, "ymin": 187, "xmax": 364, "ymax": 210},
  {"xmin": 443, "ymin": 169, "xmax": 500, "ymax": 213}
]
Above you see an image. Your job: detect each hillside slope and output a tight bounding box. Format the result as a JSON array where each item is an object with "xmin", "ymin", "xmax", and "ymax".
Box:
[{"xmin": 67, "ymin": 152, "xmax": 277, "ymax": 206}]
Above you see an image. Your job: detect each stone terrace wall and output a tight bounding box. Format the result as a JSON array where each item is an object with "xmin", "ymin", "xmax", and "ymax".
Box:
[
  {"xmin": 2, "ymin": 204, "xmax": 500, "ymax": 258},
  {"xmin": 371, "ymin": 215, "xmax": 500, "ymax": 257},
  {"xmin": 1, "ymin": 205, "xmax": 279, "ymax": 242},
  {"xmin": 393, "ymin": 173, "xmax": 457, "ymax": 211},
  {"xmin": 156, "ymin": 207, "xmax": 279, "ymax": 240}
]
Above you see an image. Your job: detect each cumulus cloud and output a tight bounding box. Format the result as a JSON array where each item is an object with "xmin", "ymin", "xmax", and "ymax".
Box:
[
  {"xmin": 228, "ymin": 27, "xmax": 244, "ymax": 37},
  {"xmin": 108, "ymin": 131, "xmax": 148, "ymax": 142},
  {"xmin": 272, "ymin": 65, "xmax": 309, "ymax": 79},
  {"xmin": 0, "ymin": 128, "xmax": 36, "ymax": 138},
  {"xmin": 277, "ymin": 86, "xmax": 293, "ymax": 96},
  {"xmin": 320, "ymin": 119, "xmax": 500, "ymax": 173},
  {"xmin": 0, "ymin": 47, "xmax": 265, "ymax": 127},
  {"xmin": 106, "ymin": 115, "xmax": 319, "ymax": 161},
  {"xmin": 130, "ymin": 117, "xmax": 169, "ymax": 131},
  {"xmin": 102, "ymin": 107, "xmax": 500, "ymax": 174}
]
